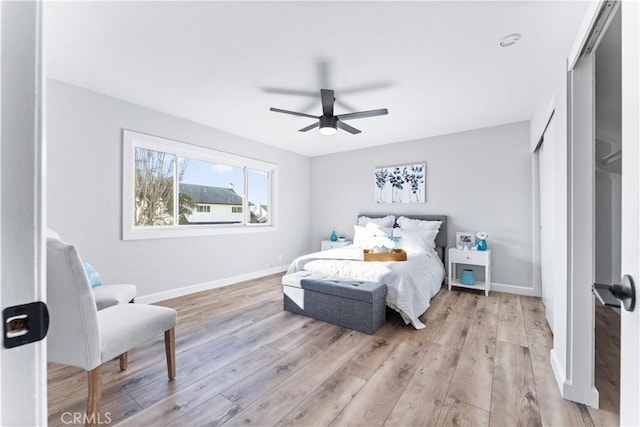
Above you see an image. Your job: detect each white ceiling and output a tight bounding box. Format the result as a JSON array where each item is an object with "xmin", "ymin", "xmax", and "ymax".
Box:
[{"xmin": 44, "ymin": 1, "xmax": 589, "ymax": 157}]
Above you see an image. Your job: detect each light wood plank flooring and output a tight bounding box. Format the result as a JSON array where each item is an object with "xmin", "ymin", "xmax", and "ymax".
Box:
[
  {"xmin": 47, "ymin": 274, "xmax": 619, "ymax": 426},
  {"xmin": 591, "ymin": 303, "xmax": 621, "ymax": 427}
]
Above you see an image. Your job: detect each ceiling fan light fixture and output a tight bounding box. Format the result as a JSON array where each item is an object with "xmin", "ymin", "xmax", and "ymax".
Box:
[
  {"xmin": 319, "ymin": 125, "xmax": 337, "ymax": 135},
  {"xmin": 318, "ymin": 115, "xmax": 338, "ymax": 135}
]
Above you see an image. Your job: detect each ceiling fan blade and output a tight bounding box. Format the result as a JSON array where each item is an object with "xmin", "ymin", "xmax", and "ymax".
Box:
[
  {"xmin": 297, "ymin": 99, "xmax": 319, "ymax": 114},
  {"xmin": 334, "ymin": 99, "xmax": 358, "ymax": 113},
  {"xmin": 320, "ymin": 89, "xmax": 334, "ymax": 117},
  {"xmin": 337, "ymin": 121, "xmax": 361, "ymax": 134},
  {"xmin": 318, "ymin": 59, "xmax": 330, "ymax": 88},
  {"xmin": 337, "ymin": 108, "xmax": 389, "ymax": 121},
  {"xmin": 340, "ymin": 81, "xmax": 393, "ymax": 94},
  {"xmin": 270, "ymin": 107, "xmax": 318, "ymax": 119},
  {"xmin": 298, "ymin": 122, "xmax": 319, "ymax": 132},
  {"xmin": 262, "ymin": 87, "xmax": 318, "ymax": 97}
]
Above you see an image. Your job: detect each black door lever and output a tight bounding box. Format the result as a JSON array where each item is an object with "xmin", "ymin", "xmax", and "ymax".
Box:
[{"xmin": 608, "ymin": 275, "xmax": 636, "ymax": 312}]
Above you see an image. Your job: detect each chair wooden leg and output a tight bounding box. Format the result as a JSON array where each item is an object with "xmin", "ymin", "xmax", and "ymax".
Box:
[
  {"xmin": 86, "ymin": 366, "xmax": 102, "ymax": 427},
  {"xmin": 119, "ymin": 352, "xmax": 128, "ymax": 371},
  {"xmin": 164, "ymin": 327, "xmax": 176, "ymax": 380}
]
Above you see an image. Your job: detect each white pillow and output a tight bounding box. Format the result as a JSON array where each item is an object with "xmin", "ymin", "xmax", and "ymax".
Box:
[
  {"xmin": 397, "ymin": 216, "xmax": 442, "ymax": 232},
  {"xmin": 352, "ymin": 225, "xmax": 371, "ymax": 248},
  {"xmin": 353, "ymin": 225, "xmax": 394, "ymax": 249},
  {"xmin": 364, "ymin": 222, "xmax": 392, "ymax": 236},
  {"xmin": 357, "ymin": 215, "xmax": 396, "ymax": 228},
  {"xmin": 394, "ymin": 229, "xmax": 438, "ymax": 254}
]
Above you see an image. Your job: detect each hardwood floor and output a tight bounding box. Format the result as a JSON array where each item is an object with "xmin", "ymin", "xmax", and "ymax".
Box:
[
  {"xmin": 47, "ymin": 274, "xmax": 619, "ymax": 426},
  {"xmin": 591, "ymin": 303, "xmax": 621, "ymax": 427}
]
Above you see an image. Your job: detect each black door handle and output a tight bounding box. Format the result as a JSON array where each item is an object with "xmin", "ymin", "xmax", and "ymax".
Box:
[
  {"xmin": 2, "ymin": 301, "xmax": 49, "ymax": 349},
  {"xmin": 608, "ymin": 275, "xmax": 635, "ymax": 312}
]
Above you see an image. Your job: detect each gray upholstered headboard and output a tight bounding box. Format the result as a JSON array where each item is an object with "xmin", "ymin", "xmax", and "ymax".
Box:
[{"xmin": 357, "ymin": 214, "xmax": 448, "ymax": 263}]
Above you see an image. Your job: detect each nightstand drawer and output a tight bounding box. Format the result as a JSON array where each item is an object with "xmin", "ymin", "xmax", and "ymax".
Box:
[
  {"xmin": 449, "ymin": 250, "xmax": 487, "ymax": 265},
  {"xmin": 321, "ymin": 240, "xmax": 351, "ymax": 251}
]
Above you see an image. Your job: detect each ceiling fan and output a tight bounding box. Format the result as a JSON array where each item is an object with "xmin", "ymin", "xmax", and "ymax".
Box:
[{"xmin": 270, "ymin": 89, "xmax": 388, "ymax": 135}]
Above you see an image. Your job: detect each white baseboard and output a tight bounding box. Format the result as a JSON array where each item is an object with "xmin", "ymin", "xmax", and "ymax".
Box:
[
  {"xmin": 550, "ymin": 348, "xmax": 566, "ymax": 393},
  {"xmin": 490, "ymin": 282, "xmax": 541, "ymax": 297},
  {"xmin": 550, "ymin": 348, "xmax": 599, "ymax": 408},
  {"xmin": 136, "ymin": 264, "xmax": 289, "ymax": 304},
  {"xmin": 563, "ymin": 385, "xmax": 599, "ymax": 409},
  {"xmin": 444, "ymin": 278, "xmax": 540, "ymax": 297},
  {"xmin": 142, "ymin": 272, "xmax": 537, "ymax": 304}
]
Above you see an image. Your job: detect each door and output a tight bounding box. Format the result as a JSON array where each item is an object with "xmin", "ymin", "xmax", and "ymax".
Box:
[
  {"xmin": 620, "ymin": 1, "xmax": 640, "ymax": 424},
  {"xmin": 569, "ymin": 51, "xmax": 598, "ymax": 407},
  {"xmin": 539, "ymin": 119, "xmax": 555, "ymax": 332},
  {"xmin": 0, "ymin": 1, "xmax": 47, "ymax": 425}
]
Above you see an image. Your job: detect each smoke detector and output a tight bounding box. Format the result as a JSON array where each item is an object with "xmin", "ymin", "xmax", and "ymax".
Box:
[{"xmin": 500, "ymin": 33, "xmax": 522, "ymax": 47}]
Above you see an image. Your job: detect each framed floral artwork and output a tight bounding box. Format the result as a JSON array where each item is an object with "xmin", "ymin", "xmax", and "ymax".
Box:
[{"xmin": 374, "ymin": 163, "xmax": 425, "ymax": 204}]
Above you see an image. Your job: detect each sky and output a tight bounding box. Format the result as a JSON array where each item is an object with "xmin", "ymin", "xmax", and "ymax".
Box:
[{"xmin": 180, "ymin": 158, "xmax": 269, "ymax": 206}]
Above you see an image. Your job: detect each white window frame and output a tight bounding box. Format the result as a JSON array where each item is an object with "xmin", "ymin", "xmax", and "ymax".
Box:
[{"xmin": 122, "ymin": 130, "xmax": 278, "ymax": 240}]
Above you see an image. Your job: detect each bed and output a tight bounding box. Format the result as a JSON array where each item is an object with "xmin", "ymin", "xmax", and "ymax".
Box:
[{"xmin": 286, "ymin": 214, "xmax": 447, "ymax": 329}]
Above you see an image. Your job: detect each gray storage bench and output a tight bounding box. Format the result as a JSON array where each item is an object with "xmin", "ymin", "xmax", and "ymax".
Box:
[{"xmin": 282, "ymin": 271, "xmax": 387, "ymax": 335}]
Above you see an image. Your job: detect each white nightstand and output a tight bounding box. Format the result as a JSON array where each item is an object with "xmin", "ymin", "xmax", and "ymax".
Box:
[
  {"xmin": 321, "ymin": 240, "xmax": 352, "ymax": 251},
  {"xmin": 448, "ymin": 248, "xmax": 491, "ymax": 296}
]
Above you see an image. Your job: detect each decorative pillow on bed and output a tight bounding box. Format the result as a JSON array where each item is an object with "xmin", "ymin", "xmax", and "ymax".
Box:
[
  {"xmin": 353, "ymin": 224, "xmax": 394, "ymax": 249},
  {"xmin": 394, "ymin": 229, "xmax": 438, "ymax": 254},
  {"xmin": 357, "ymin": 215, "xmax": 396, "ymax": 228},
  {"xmin": 397, "ymin": 216, "xmax": 442, "ymax": 232}
]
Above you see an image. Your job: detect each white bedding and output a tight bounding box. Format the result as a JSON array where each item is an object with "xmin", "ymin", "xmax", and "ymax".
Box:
[{"xmin": 286, "ymin": 246, "xmax": 445, "ymax": 329}]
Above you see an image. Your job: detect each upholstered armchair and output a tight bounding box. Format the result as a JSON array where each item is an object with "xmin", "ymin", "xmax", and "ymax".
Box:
[
  {"xmin": 46, "ymin": 236, "xmax": 177, "ymax": 427},
  {"xmin": 92, "ymin": 283, "xmax": 137, "ymax": 310},
  {"xmin": 46, "ymin": 229, "xmax": 136, "ymax": 310}
]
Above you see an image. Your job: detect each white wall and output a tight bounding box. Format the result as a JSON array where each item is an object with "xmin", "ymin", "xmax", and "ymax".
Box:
[
  {"xmin": 47, "ymin": 79, "xmax": 311, "ymax": 299},
  {"xmin": 310, "ymin": 121, "xmax": 534, "ymax": 293}
]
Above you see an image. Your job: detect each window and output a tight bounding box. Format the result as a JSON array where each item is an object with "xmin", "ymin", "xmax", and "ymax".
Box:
[
  {"xmin": 178, "ymin": 157, "xmax": 244, "ymax": 225},
  {"xmin": 134, "ymin": 148, "xmax": 176, "ymax": 226},
  {"xmin": 123, "ymin": 130, "xmax": 277, "ymax": 239},
  {"xmin": 247, "ymin": 169, "xmax": 270, "ymax": 224}
]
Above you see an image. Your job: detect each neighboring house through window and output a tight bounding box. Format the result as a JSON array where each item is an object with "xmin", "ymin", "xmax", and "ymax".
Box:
[
  {"xmin": 181, "ymin": 184, "xmax": 244, "ymax": 224},
  {"xmin": 122, "ymin": 130, "xmax": 276, "ymax": 239}
]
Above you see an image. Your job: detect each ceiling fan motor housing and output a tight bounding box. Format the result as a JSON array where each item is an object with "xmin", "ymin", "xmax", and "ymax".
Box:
[{"xmin": 319, "ymin": 115, "xmax": 338, "ymax": 129}]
